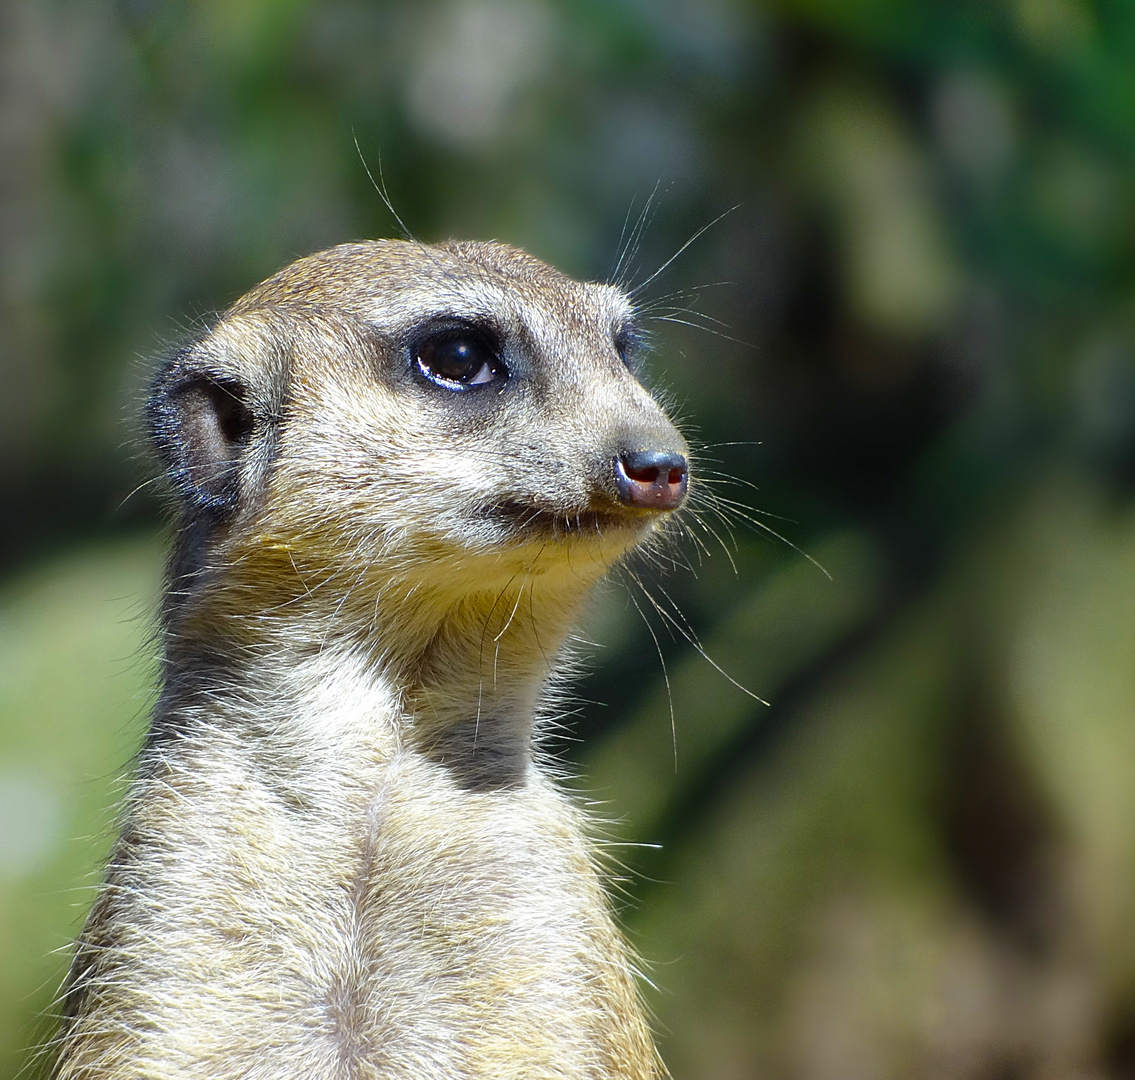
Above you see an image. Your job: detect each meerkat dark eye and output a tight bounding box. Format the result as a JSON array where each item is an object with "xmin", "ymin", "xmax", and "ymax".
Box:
[
  {"xmin": 613, "ymin": 332, "xmax": 628, "ymax": 364},
  {"xmin": 415, "ymin": 331, "xmax": 506, "ymax": 391},
  {"xmin": 613, "ymin": 323, "xmax": 642, "ymax": 369}
]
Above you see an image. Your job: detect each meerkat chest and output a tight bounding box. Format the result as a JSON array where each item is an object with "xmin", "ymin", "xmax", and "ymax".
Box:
[{"xmin": 131, "ymin": 737, "xmax": 628, "ymax": 1078}]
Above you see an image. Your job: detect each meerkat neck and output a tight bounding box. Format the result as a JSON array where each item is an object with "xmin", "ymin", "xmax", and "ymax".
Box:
[
  {"xmin": 162, "ymin": 571, "xmax": 591, "ymax": 791},
  {"xmin": 398, "ymin": 582, "xmax": 589, "ymax": 790}
]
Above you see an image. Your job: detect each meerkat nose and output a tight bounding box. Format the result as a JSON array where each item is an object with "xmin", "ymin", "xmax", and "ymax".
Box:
[{"xmin": 614, "ymin": 449, "xmax": 689, "ymax": 511}]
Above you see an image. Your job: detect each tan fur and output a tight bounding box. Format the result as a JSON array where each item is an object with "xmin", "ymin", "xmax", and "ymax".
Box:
[{"xmin": 51, "ymin": 240, "xmax": 687, "ymax": 1079}]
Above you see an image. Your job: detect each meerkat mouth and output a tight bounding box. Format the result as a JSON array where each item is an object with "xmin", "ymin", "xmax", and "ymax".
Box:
[{"xmin": 490, "ymin": 500, "xmax": 659, "ymax": 540}]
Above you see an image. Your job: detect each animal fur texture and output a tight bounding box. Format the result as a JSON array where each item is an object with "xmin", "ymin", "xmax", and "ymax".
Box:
[{"xmin": 51, "ymin": 240, "xmax": 690, "ymax": 1079}]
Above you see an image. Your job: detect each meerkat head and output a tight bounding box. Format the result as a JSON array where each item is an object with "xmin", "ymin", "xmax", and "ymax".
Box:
[{"xmin": 148, "ymin": 239, "xmax": 689, "ymax": 623}]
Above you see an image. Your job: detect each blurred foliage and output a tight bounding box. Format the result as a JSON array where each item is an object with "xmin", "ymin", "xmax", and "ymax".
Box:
[{"xmin": 2, "ymin": 0, "xmax": 1135, "ymax": 1076}]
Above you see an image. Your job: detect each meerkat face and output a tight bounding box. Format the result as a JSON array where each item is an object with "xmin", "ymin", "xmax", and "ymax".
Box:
[{"xmin": 149, "ymin": 240, "xmax": 689, "ymax": 599}]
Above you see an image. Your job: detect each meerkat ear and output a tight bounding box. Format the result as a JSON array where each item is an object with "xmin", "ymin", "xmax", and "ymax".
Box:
[{"xmin": 148, "ymin": 363, "xmax": 255, "ymax": 515}]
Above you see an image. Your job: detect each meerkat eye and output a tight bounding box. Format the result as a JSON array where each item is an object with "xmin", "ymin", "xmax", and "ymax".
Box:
[
  {"xmin": 613, "ymin": 323, "xmax": 641, "ymax": 369},
  {"xmin": 415, "ymin": 330, "xmax": 506, "ymax": 391}
]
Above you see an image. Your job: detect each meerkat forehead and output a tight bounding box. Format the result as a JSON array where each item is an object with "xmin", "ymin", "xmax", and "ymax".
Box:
[{"xmin": 231, "ymin": 239, "xmax": 634, "ymax": 351}]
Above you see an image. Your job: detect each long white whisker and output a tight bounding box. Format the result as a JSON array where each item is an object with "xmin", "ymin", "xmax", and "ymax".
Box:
[
  {"xmin": 636, "ymin": 578, "xmax": 769, "ymax": 706},
  {"xmin": 629, "ymin": 205, "xmax": 740, "ymax": 297},
  {"xmin": 625, "ymin": 578, "xmax": 678, "ymax": 772}
]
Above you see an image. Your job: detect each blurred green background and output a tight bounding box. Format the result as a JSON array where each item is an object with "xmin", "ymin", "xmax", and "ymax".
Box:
[{"xmin": 3, "ymin": 0, "xmax": 1135, "ymax": 1076}]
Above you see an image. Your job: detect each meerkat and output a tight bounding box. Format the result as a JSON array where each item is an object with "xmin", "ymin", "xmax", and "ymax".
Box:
[{"xmin": 50, "ymin": 239, "xmax": 690, "ymax": 1079}]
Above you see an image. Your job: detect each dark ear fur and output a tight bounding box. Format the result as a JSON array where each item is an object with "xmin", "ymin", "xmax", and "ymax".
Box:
[{"xmin": 147, "ymin": 352, "xmax": 254, "ymax": 517}]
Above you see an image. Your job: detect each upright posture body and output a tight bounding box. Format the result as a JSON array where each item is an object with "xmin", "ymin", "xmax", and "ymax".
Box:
[{"xmin": 52, "ymin": 240, "xmax": 689, "ymax": 1079}]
